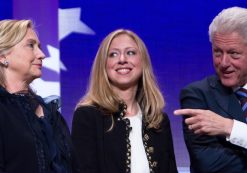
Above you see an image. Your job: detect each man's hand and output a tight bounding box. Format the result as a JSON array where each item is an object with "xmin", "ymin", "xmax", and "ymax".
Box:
[{"xmin": 174, "ymin": 109, "xmax": 233, "ymax": 137}]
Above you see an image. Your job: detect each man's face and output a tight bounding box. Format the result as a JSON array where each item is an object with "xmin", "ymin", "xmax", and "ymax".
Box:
[{"xmin": 212, "ymin": 32, "xmax": 247, "ymax": 88}]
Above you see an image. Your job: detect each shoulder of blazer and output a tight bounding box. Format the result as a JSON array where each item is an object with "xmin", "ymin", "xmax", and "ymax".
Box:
[
  {"xmin": 183, "ymin": 75, "xmax": 227, "ymax": 93},
  {"xmin": 74, "ymin": 105, "xmax": 105, "ymax": 117},
  {"xmin": 207, "ymin": 75, "xmax": 232, "ymax": 94},
  {"xmin": 73, "ymin": 105, "xmax": 113, "ymax": 124},
  {"xmin": 76, "ymin": 105, "xmax": 102, "ymax": 113},
  {"xmin": 207, "ymin": 75, "xmax": 222, "ymax": 89}
]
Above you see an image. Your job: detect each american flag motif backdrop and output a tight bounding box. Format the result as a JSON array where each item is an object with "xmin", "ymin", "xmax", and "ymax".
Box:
[{"xmin": 1, "ymin": 0, "xmax": 246, "ymax": 172}]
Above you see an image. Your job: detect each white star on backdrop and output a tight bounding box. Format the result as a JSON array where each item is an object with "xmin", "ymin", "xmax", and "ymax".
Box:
[
  {"xmin": 59, "ymin": 8, "xmax": 96, "ymax": 40},
  {"xmin": 43, "ymin": 45, "xmax": 67, "ymax": 73},
  {"xmin": 33, "ymin": 7, "xmax": 95, "ymax": 98},
  {"xmin": 31, "ymin": 78, "xmax": 60, "ymax": 97}
]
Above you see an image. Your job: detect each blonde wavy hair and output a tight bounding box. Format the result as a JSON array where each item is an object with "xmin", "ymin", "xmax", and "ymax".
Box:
[
  {"xmin": 0, "ymin": 19, "xmax": 33, "ymax": 87},
  {"xmin": 77, "ymin": 29, "xmax": 165, "ymax": 129}
]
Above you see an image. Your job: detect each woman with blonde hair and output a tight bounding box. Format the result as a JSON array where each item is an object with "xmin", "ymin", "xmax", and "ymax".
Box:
[
  {"xmin": 0, "ymin": 19, "xmax": 79, "ymax": 173},
  {"xmin": 72, "ymin": 29, "xmax": 177, "ymax": 173}
]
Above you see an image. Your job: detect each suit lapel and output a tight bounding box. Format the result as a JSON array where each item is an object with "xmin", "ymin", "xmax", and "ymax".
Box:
[{"xmin": 209, "ymin": 76, "xmax": 245, "ymax": 123}]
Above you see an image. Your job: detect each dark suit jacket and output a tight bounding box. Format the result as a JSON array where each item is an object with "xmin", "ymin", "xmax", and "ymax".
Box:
[
  {"xmin": 180, "ymin": 75, "xmax": 247, "ymax": 173},
  {"xmin": 0, "ymin": 87, "xmax": 79, "ymax": 173},
  {"xmin": 71, "ymin": 105, "xmax": 178, "ymax": 173}
]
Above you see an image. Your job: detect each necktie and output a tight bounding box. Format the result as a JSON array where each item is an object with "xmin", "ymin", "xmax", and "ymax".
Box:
[{"xmin": 235, "ymin": 87, "xmax": 247, "ymax": 121}]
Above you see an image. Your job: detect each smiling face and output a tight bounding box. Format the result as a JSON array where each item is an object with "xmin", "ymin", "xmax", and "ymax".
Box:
[
  {"xmin": 4, "ymin": 28, "xmax": 45, "ymax": 83},
  {"xmin": 106, "ymin": 34, "xmax": 143, "ymax": 90},
  {"xmin": 212, "ymin": 32, "xmax": 247, "ymax": 88}
]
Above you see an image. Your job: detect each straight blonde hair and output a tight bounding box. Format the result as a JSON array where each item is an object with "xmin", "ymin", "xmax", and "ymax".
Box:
[
  {"xmin": 77, "ymin": 29, "xmax": 165, "ymax": 129},
  {"xmin": 0, "ymin": 19, "xmax": 33, "ymax": 87}
]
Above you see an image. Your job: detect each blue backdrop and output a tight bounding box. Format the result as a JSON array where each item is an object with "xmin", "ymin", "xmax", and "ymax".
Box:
[{"xmin": 1, "ymin": 0, "xmax": 246, "ymax": 171}]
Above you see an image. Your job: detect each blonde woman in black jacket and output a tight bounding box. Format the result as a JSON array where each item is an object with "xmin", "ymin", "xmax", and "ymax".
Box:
[
  {"xmin": 0, "ymin": 19, "xmax": 79, "ymax": 173},
  {"xmin": 72, "ymin": 29, "xmax": 178, "ymax": 173}
]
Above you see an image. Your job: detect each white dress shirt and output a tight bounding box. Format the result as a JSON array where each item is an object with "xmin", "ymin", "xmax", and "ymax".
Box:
[
  {"xmin": 227, "ymin": 84, "xmax": 247, "ymax": 149},
  {"xmin": 126, "ymin": 109, "xmax": 150, "ymax": 173},
  {"xmin": 228, "ymin": 120, "xmax": 247, "ymax": 149}
]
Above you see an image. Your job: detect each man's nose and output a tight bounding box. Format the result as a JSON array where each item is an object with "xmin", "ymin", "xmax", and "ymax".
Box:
[{"xmin": 221, "ymin": 54, "xmax": 230, "ymax": 67}]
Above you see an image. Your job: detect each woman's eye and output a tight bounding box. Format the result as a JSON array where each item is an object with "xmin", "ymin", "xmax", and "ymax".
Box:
[
  {"xmin": 28, "ymin": 43, "xmax": 34, "ymax": 48},
  {"xmin": 127, "ymin": 50, "xmax": 136, "ymax": 56},
  {"xmin": 108, "ymin": 52, "xmax": 118, "ymax": 58}
]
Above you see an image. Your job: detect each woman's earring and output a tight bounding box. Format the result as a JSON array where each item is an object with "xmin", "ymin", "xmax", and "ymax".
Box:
[{"xmin": 3, "ymin": 60, "xmax": 8, "ymax": 67}]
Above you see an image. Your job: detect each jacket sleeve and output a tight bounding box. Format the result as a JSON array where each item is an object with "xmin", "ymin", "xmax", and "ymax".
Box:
[
  {"xmin": 180, "ymin": 86, "xmax": 247, "ymax": 173},
  {"xmin": 162, "ymin": 114, "xmax": 178, "ymax": 173},
  {"xmin": 71, "ymin": 106, "xmax": 99, "ymax": 173}
]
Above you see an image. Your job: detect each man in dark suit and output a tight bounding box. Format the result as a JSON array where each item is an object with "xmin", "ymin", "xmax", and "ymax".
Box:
[{"xmin": 174, "ymin": 7, "xmax": 247, "ymax": 173}]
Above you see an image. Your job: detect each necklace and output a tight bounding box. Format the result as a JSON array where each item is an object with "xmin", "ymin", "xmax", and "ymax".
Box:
[{"xmin": 13, "ymin": 90, "xmax": 32, "ymax": 97}]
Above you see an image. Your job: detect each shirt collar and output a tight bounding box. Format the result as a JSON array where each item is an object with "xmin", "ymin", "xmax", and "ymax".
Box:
[
  {"xmin": 243, "ymin": 84, "xmax": 247, "ymax": 90},
  {"xmin": 233, "ymin": 83, "xmax": 247, "ymax": 92}
]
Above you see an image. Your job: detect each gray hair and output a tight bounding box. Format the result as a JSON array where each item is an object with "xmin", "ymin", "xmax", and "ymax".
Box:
[{"xmin": 209, "ymin": 7, "xmax": 247, "ymax": 44}]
